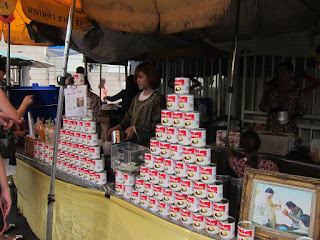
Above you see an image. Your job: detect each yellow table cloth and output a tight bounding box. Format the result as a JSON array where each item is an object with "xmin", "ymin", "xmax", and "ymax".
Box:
[{"xmin": 13, "ymin": 159, "xmax": 213, "ymax": 240}]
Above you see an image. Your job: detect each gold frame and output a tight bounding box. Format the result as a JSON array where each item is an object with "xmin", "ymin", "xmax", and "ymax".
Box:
[{"xmin": 240, "ymin": 168, "xmax": 320, "ymax": 240}]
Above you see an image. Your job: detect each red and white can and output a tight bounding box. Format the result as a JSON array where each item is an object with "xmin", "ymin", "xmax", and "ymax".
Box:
[
  {"xmin": 175, "ymin": 161, "xmax": 188, "ymax": 178},
  {"xmin": 72, "ymin": 143, "xmax": 79, "ymax": 154},
  {"xmin": 191, "ymin": 128, "xmax": 206, "ymax": 147},
  {"xmin": 178, "ymin": 128, "xmax": 191, "ymax": 146},
  {"xmin": 166, "ymin": 126, "xmax": 179, "ymax": 143},
  {"xmin": 184, "ymin": 111, "xmax": 200, "ymax": 129},
  {"xmin": 181, "ymin": 178, "xmax": 194, "ymax": 195},
  {"xmin": 144, "ymin": 153, "xmax": 154, "ymax": 168},
  {"xmin": 124, "ymin": 172, "xmax": 136, "ymax": 186},
  {"xmin": 88, "ymin": 146, "xmax": 100, "ymax": 159},
  {"xmin": 219, "ymin": 217, "xmax": 235, "ymax": 239},
  {"xmin": 84, "ymin": 121, "xmax": 96, "ymax": 133},
  {"xmin": 172, "ymin": 111, "xmax": 185, "ymax": 128},
  {"xmin": 115, "ymin": 170, "xmax": 124, "ymax": 183},
  {"xmin": 75, "ymin": 132, "xmax": 81, "ymax": 143},
  {"xmin": 150, "ymin": 138, "xmax": 160, "ymax": 156},
  {"xmin": 175, "ymin": 77, "xmax": 190, "ymax": 95},
  {"xmin": 201, "ymin": 164, "xmax": 216, "ymax": 184},
  {"xmin": 169, "ymin": 175, "xmax": 182, "ymax": 192},
  {"xmin": 181, "ymin": 208, "xmax": 193, "ymax": 225},
  {"xmin": 131, "ymin": 190, "xmax": 140, "ymax": 204},
  {"xmin": 178, "ymin": 94, "xmax": 194, "ymax": 112},
  {"xmin": 170, "ymin": 143, "xmax": 183, "ymax": 161},
  {"xmin": 64, "ymin": 130, "xmax": 70, "ymax": 141},
  {"xmin": 164, "ymin": 158, "xmax": 175, "ymax": 175},
  {"xmin": 163, "ymin": 188, "xmax": 175, "ymax": 204},
  {"xmin": 115, "ymin": 183, "xmax": 124, "ymax": 195},
  {"xmin": 182, "ymin": 146, "xmax": 195, "ymax": 163},
  {"xmin": 159, "ymin": 172, "xmax": 170, "ymax": 188},
  {"xmin": 144, "ymin": 182, "xmax": 154, "ymax": 196},
  {"xmin": 62, "ymin": 118, "xmax": 69, "ymax": 130},
  {"xmin": 74, "ymin": 155, "xmax": 80, "ymax": 166},
  {"xmin": 193, "ymin": 212, "xmax": 205, "ymax": 230},
  {"xmin": 159, "ymin": 201, "xmax": 170, "ymax": 216},
  {"xmin": 78, "ymin": 144, "xmax": 84, "ymax": 155},
  {"xmin": 174, "ymin": 192, "xmax": 187, "ymax": 208},
  {"xmin": 199, "ymin": 199, "xmax": 213, "ymax": 216},
  {"xmin": 149, "ymin": 168, "xmax": 160, "ymax": 184},
  {"xmin": 216, "ymin": 130, "xmax": 226, "ymax": 146},
  {"xmin": 205, "ymin": 217, "xmax": 219, "ymax": 235},
  {"xmin": 80, "ymin": 133, "xmax": 87, "ymax": 144},
  {"xmin": 78, "ymin": 121, "xmax": 84, "ymax": 132},
  {"xmin": 167, "ymin": 94, "xmax": 179, "ymax": 111},
  {"xmin": 140, "ymin": 193, "xmax": 149, "ymax": 208},
  {"xmin": 195, "ymin": 147, "xmax": 211, "ymax": 165},
  {"xmin": 170, "ymin": 205, "xmax": 181, "ymax": 221},
  {"xmin": 187, "ymin": 163, "xmax": 201, "ymax": 181},
  {"xmin": 159, "ymin": 142, "xmax": 171, "ymax": 158},
  {"xmin": 86, "ymin": 133, "xmax": 98, "ymax": 146},
  {"xmin": 156, "ymin": 125, "xmax": 167, "ymax": 142},
  {"xmin": 140, "ymin": 165, "xmax": 150, "ymax": 181},
  {"xmin": 135, "ymin": 178, "xmax": 145, "ymax": 192},
  {"xmin": 123, "ymin": 186, "xmax": 133, "ymax": 199},
  {"xmin": 153, "ymin": 185, "xmax": 164, "ymax": 200},
  {"xmin": 237, "ymin": 221, "xmax": 254, "ymax": 240},
  {"xmin": 149, "ymin": 197, "xmax": 159, "ymax": 212},
  {"xmin": 207, "ymin": 181, "xmax": 223, "ymax": 202},
  {"xmin": 153, "ymin": 155, "xmax": 165, "ymax": 171},
  {"xmin": 161, "ymin": 110, "xmax": 173, "ymax": 126},
  {"xmin": 194, "ymin": 181, "xmax": 207, "ymax": 198},
  {"xmin": 187, "ymin": 195, "xmax": 200, "ymax": 212},
  {"xmin": 213, "ymin": 199, "xmax": 229, "ymax": 221}
]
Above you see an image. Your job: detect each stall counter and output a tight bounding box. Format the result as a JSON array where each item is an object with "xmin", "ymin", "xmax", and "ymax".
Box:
[{"xmin": 13, "ymin": 155, "xmax": 216, "ymax": 240}]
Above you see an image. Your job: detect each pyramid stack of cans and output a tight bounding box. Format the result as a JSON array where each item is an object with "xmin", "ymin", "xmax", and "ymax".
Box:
[
  {"xmin": 55, "ymin": 108, "xmax": 106, "ymax": 185},
  {"xmin": 115, "ymin": 77, "xmax": 236, "ymax": 239}
]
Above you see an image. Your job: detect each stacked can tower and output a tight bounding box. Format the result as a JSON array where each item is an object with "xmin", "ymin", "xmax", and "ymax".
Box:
[
  {"xmin": 34, "ymin": 104, "xmax": 107, "ymax": 185},
  {"xmin": 115, "ymin": 77, "xmax": 238, "ymax": 239}
]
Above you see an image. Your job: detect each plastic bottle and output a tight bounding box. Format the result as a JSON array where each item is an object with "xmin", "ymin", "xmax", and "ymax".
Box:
[{"xmin": 38, "ymin": 121, "xmax": 45, "ymax": 143}]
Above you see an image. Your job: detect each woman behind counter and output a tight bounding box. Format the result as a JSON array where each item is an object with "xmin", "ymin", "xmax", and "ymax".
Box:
[
  {"xmin": 259, "ymin": 61, "xmax": 307, "ymax": 135},
  {"xmin": 108, "ymin": 62, "xmax": 164, "ymax": 146}
]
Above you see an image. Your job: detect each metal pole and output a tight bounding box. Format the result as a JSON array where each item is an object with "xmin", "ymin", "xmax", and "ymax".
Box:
[
  {"xmin": 99, "ymin": 63, "xmax": 102, "ymax": 100},
  {"xmin": 6, "ymin": 23, "xmax": 10, "ymax": 97},
  {"xmin": 46, "ymin": 0, "xmax": 76, "ymax": 239},
  {"xmin": 226, "ymin": 0, "xmax": 241, "ymax": 148}
]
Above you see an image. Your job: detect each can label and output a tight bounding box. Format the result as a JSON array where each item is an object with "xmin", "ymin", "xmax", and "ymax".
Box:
[
  {"xmin": 124, "ymin": 173, "xmax": 135, "ymax": 186},
  {"xmin": 123, "ymin": 186, "xmax": 133, "ymax": 199},
  {"xmin": 205, "ymin": 217, "xmax": 219, "ymax": 234},
  {"xmin": 150, "ymin": 138, "xmax": 160, "ymax": 156},
  {"xmin": 163, "ymin": 188, "xmax": 175, "ymax": 205},
  {"xmin": 169, "ymin": 175, "xmax": 181, "ymax": 192},
  {"xmin": 115, "ymin": 170, "xmax": 124, "ymax": 183},
  {"xmin": 144, "ymin": 182, "xmax": 154, "ymax": 196},
  {"xmin": 181, "ymin": 208, "xmax": 192, "ymax": 224},
  {"xmin": 140, "ymin": 166, "xmax": 150, "ymax": 181},
  {"xmin": 191, "ymin": 129, "xmax": 206, "ymax": 147},
  {"xmin": 115, "ymin": 183, "xmax": 124, "ymax": 195},
  {"xmin": 182, "ymin": 146, "xmax": 195, "ymax": 163},
  {"xmin": 170, "ymin": 144, "xmax": 183, "ymax": 160},
  {"xmin": 201, "ymin": 165, "xmax": 216, "ymax": 184},
  {"xmin": 187, "ymin": 195, "xmax": 200, "ymax": 212},
  {"xmin": 193, "ymin": 212, "xmax": 205, "ymax": 230},
  {"xmin": 154, "ymin": 156, "xmax": 165, "ymax": 171},
  {"xmin": 170, "ymin": 205, "xmax": 181, "ymax": 220},
  {"xmin": 175, "ymin": 161, "xmax": 187, "ymax": 178},
  {"xmin": 194, "ymin": 181, "xmax": 207, "ymax": 198},
  {"xmin": 187, "ymin": 163, "xmax": 201, "ymax": 181},
  {"xmin": 153, "ymin": 185, "xmax": 164, "ymax": 200},
  {"xmin": 199, "ymin": 199, "xmax": 213, "ymax": 216},
  {"xmin": 219, "ymin": 218, "xmax": 235, "ymax": 239},
  {"xmin": 178, "ymin": 94, "xmax": 194, "ymax": 112},
  {"xmin": 156, "ymin": 125, "xmax": 167, "ymax": 141},
  {"xmin": 144, "ymin": 153, "xmax": 154, "ymax": 168},
  {"xmin": 213, "ymin": 199, "xmax": 229, "ymax": 221},
  {"xmin": 159, "ymin": 201, "xmax": 170, "ymax": 216},
  {"xmin": 164, "ymin": 158, "xmax": 175, "ymax": 174},
  {"xmin": 175, "ymin": 77, "xmax": 190, "ymax": 95},
  {"xmin": 159, "ymin": 172, "xmax": 170, "ymax": 188},
  {"xmin": 181, "ymin": 178, "xmax": 194, "ymax": 195},
  {"xmin": 84, "ymin": 121, "xmax": 96, "ymax": 133},
  {"xmin": 166, "ymin": 126, "xmax": 179, "ymax": 143},
  {"xmin": 149, "ymin": 197, "xmax": 159, "ymax": 212},
  {"xmin": 195, "ymin": 147, "xmax": 211, "ymax": 165},
  {"xmin": 161, "ymin": 110, "xmax": 173, "ymax": 126},
  {"xmin": 178, "ymin": 128, "xmax": 191, "ymax": 146},
  {"xmin": 207, "ymin": 182, "xmax": 223, "ymax": 202},
  {"xmin": 131, "ymin": 190, "xmax": 140, "ymax": 204},
  {"xmin": 149, "ymin": 169, "xmax": 160, "ymax": 185},
  {"xmin": 237, "ymin": 222, "xmax": 254, "ymax": 240},
  {"xmin": 167, "ymin": 94, "xmax": 179, "ymax": 111},
  {"xmin": 174, "ymin": 192, "xmax": 187, "ymax": 208},
  {"xmin": 184, "ymin": 112, "xmax": 200, "ymax": 129},
  {"xmin": 172, "ymin": 111, "xmax": 185, "ymax": 128},
  {"xmin": 135, "ymin": 178, "xmax": 145, "ymax": 192},
  {"xmin": 140, "ymin": 194, "xmax": 149, "ymax": 208},
  {"xmin": 159, "ymin": 142, "xmax": 171, "ymax": 158}
]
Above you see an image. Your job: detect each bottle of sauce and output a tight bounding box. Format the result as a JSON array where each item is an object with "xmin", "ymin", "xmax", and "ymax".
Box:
[{"xmin": 38, "ymin": 121, "xmax": 45, "ymax": 143}]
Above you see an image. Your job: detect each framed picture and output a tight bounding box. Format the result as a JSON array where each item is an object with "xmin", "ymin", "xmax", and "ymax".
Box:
[{"xmin": 240, "ymin": 168, "xmax": 320, "ymax": 240}]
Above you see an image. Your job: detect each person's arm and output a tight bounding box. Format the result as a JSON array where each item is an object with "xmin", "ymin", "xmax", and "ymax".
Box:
[
  {"xmin": 288, "ymin": 208, "xmax": 303, "ymax": 223},
  {"xmin": 0, "ymin": 89, "xmax": 20, "ymax": 119},
  {"xmin": 0, "ymin": 155, "xmax": 11, "ymax": 217},
  {"xmin": 106, "ymin": 90, "xmax": 126, "ymax": 102},
  {"xmin": 16, "ymin": 95, "xmax": 34, "ymax": 119},
  {"xmin": 259, "ymin": 160, "xmax": 279, "ymax": 173}
]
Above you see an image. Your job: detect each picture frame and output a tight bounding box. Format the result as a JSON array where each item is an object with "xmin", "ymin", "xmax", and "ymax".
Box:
[{"xmin": 239, "ymin": 168, "xmax": 320, "ymax": 240}]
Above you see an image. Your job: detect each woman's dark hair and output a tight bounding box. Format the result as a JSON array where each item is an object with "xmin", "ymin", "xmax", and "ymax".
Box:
[
  {"xmin": 299, "ymin": 214, "xmax": 310, "ymax": 227},
  {"xmin": 98, "ymin": 78, "xmax": 106, "ymax": 89},
  {"xmin": 240, "ymin": 131, "xmax": 261, "ymax": 168},
  {"xmin": 76, "ymin": 66, "xmax": 85, "ymax": 74},
  {"xmin": 134, "ymin": 62, "xmax": 160, "ymax": 89},
  {"xmin": 286, "ymin": 201, "xmax": 296, "ymax": 208},
  {"xmin": 278, "ymin": 61, "xmax": 294, "ymax": 72},
  {"xmin": 265, "ymin": 188, "xmax": 274, "ymax": 194},
  {"xmin": 65, "ymin": 73, "xmax": 74, "ymax": 84},
  {"xmin": 126, "ymin": 75, "xmax": 139, "ymax": 91}
]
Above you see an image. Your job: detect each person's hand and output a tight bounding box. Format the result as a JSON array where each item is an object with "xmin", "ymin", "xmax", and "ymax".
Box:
[
  {"xmin": 0, "ymin": 112, "xmax": 21, "ymax": 130},
  {"xmin": 14, "ymin": 130, "xmax": 27, "ymax": 140},
  {"xmin": 124, "ymin": 126, "xmax": 135, "ymax": 140},
  {"xmin": 282, "ymin": 209, "xmax": 289, "ymax": 216},
  {"xmin": 1, "ymin": 188, "xmax": 11, "ymax": 217},
  {"xmin": 22, "ymin": 95, "xmax": 34, "ymax": 106},
  {"xmin": 108, "ymin": 125, "xmax": 120, "ymax": 136}
]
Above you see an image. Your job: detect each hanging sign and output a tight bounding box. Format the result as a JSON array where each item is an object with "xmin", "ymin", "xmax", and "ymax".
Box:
[
  {"xmin": 64, "ymin": 85, "xmax": 87, "ymax": 117},
  {"xmin": 0, "ymin": 0, "xmax": 17, "ymax": 16}
]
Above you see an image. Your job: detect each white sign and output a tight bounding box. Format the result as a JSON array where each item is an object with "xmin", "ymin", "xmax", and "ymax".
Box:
[{"xmin": 64, "ymin": 85, "xmax": 87, "ymax": 117}]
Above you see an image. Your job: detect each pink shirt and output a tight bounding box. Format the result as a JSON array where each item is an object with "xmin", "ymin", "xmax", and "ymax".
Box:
[{"xmin": 227, "ymin": 153, "xmax": 279, "ymax": 178}]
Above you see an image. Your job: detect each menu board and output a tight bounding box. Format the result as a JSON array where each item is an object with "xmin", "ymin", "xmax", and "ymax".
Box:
[{"xmin": 64, "ymin": 85, "xmax": 87, "ymax": 117}]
